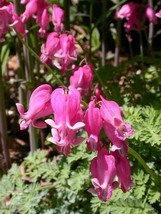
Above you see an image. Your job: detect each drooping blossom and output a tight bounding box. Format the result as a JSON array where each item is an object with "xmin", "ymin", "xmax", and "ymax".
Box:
[
  {"xmin": 0, "ymin": 0, "xmax": 4, "ymax": 6},
  {"xmin": 53, "ymin": 33, "xmax": 77, "ymax": 74},
  {"xmin": 70, "ymin": 64, "xmax": 93, "ymax": 96},
  {"xmin": 84, "ymin": 100, "xmax": 102, "ymax": 151},
  {"xmin": 11, "ymin": 13, "xmax": 27, "ymax": 37},
  {"xmin": 156, "ymin": 10, "xmax": 161, "ymax": 18},
  {"xmin": 111, "ymin": 150, "xmax": 133, "ymax": 193},
  {"xmin": 36, "ymin": 0, "xmax": 50, "ymax": 37},
  {"xmin": 103, "ymin": 123, "xmax": 128, "ymax": 154},
  {"xmin": 40, "ymin": 32, "xmax": 60, "ymax": 62},
  {"xmin": 41, "ymin": 33, "xmax": 77, "ymax": 74},
  {"xmin": 145, "ymin": 5, "xmax": 156, "ymax": 23},
  {"xmin": 92, "ymin": 83, "xmax": 103, "ymax": 102},
  {"xmin": 16, "ymin": 84, "xmax": 53, "ymax": 130},
  {"xmin": 0, "ymin": 1, "xmax": 26, "ymax": 41},
  {"xmin": 115, "ymin": 2, "xmax": 156, "ymax": 31},
  {"xmin": 45, "ymin": 87, "xmax": 85, "ymax": 155},
  {"xmin": 89, "ymin": 148, "xmax": 118, "ymax": 202},
  {"xmin": 100, "ymin": 96, "xmax": 133, "ymax": 151},
  {"xmin": 52, "ymin": 4, "xmax": 64, "ymax": 32},
  {"xmin": 0, "ymin": 2, "xmax": 13, "ymax": 41},
  {"xmin": 21, "ymin": 0, "xmax": 50, "ymax": 36},
  {"xmin": 20, "ymin": 0, "xmax": 30, "ymax": 4},
  {"xmin": 21, "ymin": 0, "xmax": 38, "ymax": 23}
]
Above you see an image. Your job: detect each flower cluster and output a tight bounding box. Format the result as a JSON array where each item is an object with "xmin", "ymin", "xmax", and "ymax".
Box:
[
  {"xmin": 16, "ymin": 82, "xmax": 133, "ymax": 201},
  {"xmin": 0, "ymin": 0, "xmax": 26, "ymax": 41},
  {"xmin": 14, "ymin": 1, "xmax": 134, "ymax": 202},
  {"xmin": 40, "ymin": 32, "xmax": 77, "ymax": 74},
  {"xmin": 115, "ymin": 2, "xmax": 156, "ymax": 31}
]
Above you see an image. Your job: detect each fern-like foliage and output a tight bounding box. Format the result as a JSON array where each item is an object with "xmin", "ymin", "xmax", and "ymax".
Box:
[
  {"xmin": 123, "ymin": 106, "xmax": 161, "ymax": 147},
  {"xmin": 1, "ymin": 116, "xmax": 161, "ymax": 214}
]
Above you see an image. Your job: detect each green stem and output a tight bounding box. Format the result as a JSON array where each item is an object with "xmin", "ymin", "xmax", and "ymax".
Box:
[
  {"xmin": 148, "ymin": 0, "xmax": 154, "ymax": 54},
  {"xmin": 139, "ymin": 31, "xmax": 144, "ymax": 57},
  {"xmin": 101, "ymin": 0, "xmax": 107, "ymax": 66},
  {"xmin": 0, "ymin": 45, "xmax": 11, "ymax": 170},
  {"xmin": 28, "ymin": 125, "xmax": 38, "ymax": 153},
  {"xmin": 63, "ymin": 0, "xmax": 70, "ymax": 31},
  {"xmin": 91, "ymin": 0, "xmax": 127, "ymax": 33},
  {"xmin": 129, "ymin": 40, "xmax": 133, "ymax": 59},
  {"xmin": 129, "ymin": 146, "xmax": 161, "ymax": 189},
  {"xmin": 89, "ymin": 0, "xmax": 94, "ymax": 59},
  {"xmin": 81, "ymin": 100, "xmax": 88, "ymax": 109},
  {"xmin": 23, "ymin": 31, "xmax": 38, "ymax": 153},
  {"xmin": 114, "ymin": 8, "xmax": 121, "ymax": 67},
  {"xmin": 94, "ymin": 69, "xmax": 110, "ymax": 98},
  {"xmin": 13, "ymin": 0, "xmax": 25, "ymax": 104},
  {"xmin": 16, "ymin": 32, "xmax": 64, "ymax": 86},
  {"xmin": 114, "ymin": 0, "xmax": 121, "ymax": 67}
]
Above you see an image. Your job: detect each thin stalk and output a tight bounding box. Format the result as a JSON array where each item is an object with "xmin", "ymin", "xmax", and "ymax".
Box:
[
  {"xmin": 32, "ymin": 23, "xmax": 40, "ymax": 77},
  {"xmin": 89, "ymin": 0, "xmax": 94, "ymax": 59},
  {"xmin": 139, "ymin": 31, "xmax": 144, "ymax": 57},
  {"xmin": 91, "ymin": 0, "xmax": 127, "ymax": 33},
  {"xmin": 114, "ymin": 45, "xmax": 120, "ymax": 67},
  {"xmin": 129, "ymin": 146, "xmax": 161, "ymax": 189},
  {"xmin": 81, "ymin": 100, "xmax": 88, "ymax": 109},
  {"xmin": 114, "ymin": 12, "xmax": 121, "ymax": 67},
  {"xmin": 13, "ymin": 0, "xmax": 25, "ymax": 104},
  {"xmin": 13, "ymin": 0, "xmax": 21, "ymax": 15},
  {"xmin": 40, "ymin": 130, "xmax": 46, "ymax": 149},
  {"xmin": 94, "ymin": 69, "xmax": 110, "ymax": 98},
  {"xmin": 148, "ymin": 0, "xmax": 154, "ymax": 54},
  {"xmin": 128, "ymin": 39, "xmax": 133, "ymax": 59},
  {"xmin": 101, "ymin": 0, "xmax": 107, "ymax": 66},
  {"xmin": 28, "ymin": 125, "xmax": 38, "ymax": 153},
  {"xmin": 63, "ymin": 0, "xmax": 70, "ymax": 31},
  {"xmin": 16, "ymin": 30, "xmax": 64, "ymax": 153},
  {"xmin": 23, "ymin": 33, "xmax": 38, "ymax": 153},
  {"xmin": 0, "ymin": 46, "xmax": 11, "ymax": 170},
  {"xmin": 148, "ymin": 22, "xmax": 154, "ymax": 54}
]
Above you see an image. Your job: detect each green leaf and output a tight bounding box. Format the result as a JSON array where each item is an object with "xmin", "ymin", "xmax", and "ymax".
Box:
[
  {"xmin": 91, "ymin": 26, "xmax": 101, "ymax": 52},
  {"xmin": 148, "ymin": 187, "xmax": 161, "ymax": 204},
  {"xmin": 99, "ymin": 198, "xmax": 155, "ymax": 214},
  {"xmin": 0, "ymin": 43, "xmax": 10, "ymax": 76}
]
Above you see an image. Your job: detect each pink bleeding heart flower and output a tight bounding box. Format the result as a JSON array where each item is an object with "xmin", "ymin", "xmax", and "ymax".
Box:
[
  {"xmin": 20, "ymin": 0, "xmax": 30, "ymax": 4},
  {"xmin": 11, "ymin": 13, "xmax": 28, "ymax": 37},
  {"xmin": 21, "ymin": 0, "xmax": 38, "ymax": 23},
  {"xmin": 89, "ymin": 148, "xmax": 118, "ymax": 202},
  {"xmin": 103, "ymin": 123, "xmax": 128, "ymax": 155},
  {"xmin": 45, "ymin": 86, "xmax": 85, "ymax": 155},
  {"xmin": 36, "ymin": 0, "xmax": 50, "ymax": 37},
  {"xmin": 0, "ymin": 1, "xmax": 26, "ymax": 41},
  {"xmin": 0, "ymin": 0, "xmax": 4, "ymax": 6},
  {"xmin": 0, "ymin": 2, "xmax": 14, "ymax": 41},
  {"xmin": 156, "ymin": 10, "xmax": 161, "ymax": 18},
  {"xmin": 115, "ymin": 2, "xmax": 156, "ymax": 32},
  {"xmin": 145, "ymin": 5, "xmax": 156, "ymax": 23},
  {"xmin": 100, "ymin": 96, "xmax": 133, "ymax": 142},
  {"xmin": 111, "ymin": 150, "xmax": 133, "ymax": 193},
  {"xmin": 70, "ymin": 64, "xmax": 93, "ymax": 97},
  {"xmin": 16, "ymin": 84, "xmax": 53, "ymax": 130},
  {"xmin": 53, "ymin": 33, "xmax": 77, "ymax": 74},
  {"xmin": 115, "ymin": 3, "xmax": 132, "ymax": 19},
  {"xmin": 40, "ymin": 32, "xmax": 60, "ymax": 63},
  {"xmin": 21, "ymin": 0, "xmax": 50, "ymax": 36},
  {"xmin": 52, "ymin": 4, "xmax": 64, "ymax": 32},
  {"xmin": 84, "ymin": 100, "xmax": 102, "ymax": 151},
  {"xmin": 93, "ymin": 83, "xmax": 103, "ymax": 102},
  {"xmin": 41, "ymin": 33, "xmax": 77, "ymax": 74}
]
